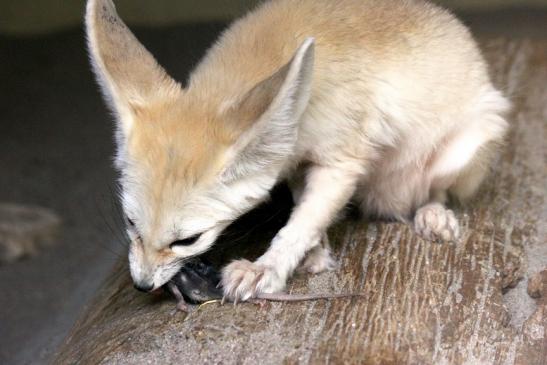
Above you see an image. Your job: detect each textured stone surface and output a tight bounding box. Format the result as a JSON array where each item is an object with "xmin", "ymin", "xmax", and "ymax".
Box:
[
  {"xmin": 528, "ymin": 271, "xmax": 547, "ymax": 299},
  {"xmin": 55, "ymin": 38, "xmax": 547, "ymax": 365},
  {"xmin": 516, "ymin": 270, "xmax": 547, "ymax": 365},
  {"xmin": 0, "ymin": 203, "xmax": 61, "ymax": 263}
]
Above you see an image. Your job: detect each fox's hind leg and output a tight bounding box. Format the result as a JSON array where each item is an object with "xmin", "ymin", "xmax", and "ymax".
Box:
[
  {"xmin": 413, "ymin": 89, "xmax": 508, "ymax": 242},
  {"xmin": 414, "ymin": 135, "xmax": 505, "ymax": 243},
  {"xmin": 414, "ymin": 191, "xmax": 460, "ymax": 242},
  {"xmin": 414, "ymin": 145, "xmax": 497, "ymax": 242},
  {"xmin": 413, "ymin": 153, "xmax": 490, "ymax": 242}
]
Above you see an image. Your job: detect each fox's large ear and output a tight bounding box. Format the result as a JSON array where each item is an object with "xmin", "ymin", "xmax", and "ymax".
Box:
[
  {"xmin": 85, "ymin": 0, "xmax": 180, "ymax": 134},
  {"xmin": 221, "ymin": 38, "xmax": 315, "ymax": 183}
]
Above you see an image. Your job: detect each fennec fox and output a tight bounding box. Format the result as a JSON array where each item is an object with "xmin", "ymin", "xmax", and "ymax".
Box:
[{"xmin": 86, "ymin": 0, "xmax": 509, "ymax": 300}]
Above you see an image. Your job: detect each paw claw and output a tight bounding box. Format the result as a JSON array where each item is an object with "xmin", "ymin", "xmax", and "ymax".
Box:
[{"xmin": 221, "ymin": 259, "xmax": 284, "ymax": 302}]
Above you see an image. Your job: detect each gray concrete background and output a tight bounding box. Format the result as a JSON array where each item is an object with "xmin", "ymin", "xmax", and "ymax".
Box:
[
  {"xmin": 1, "ymin": 0, "xmax": 547, "ymax": 35},
  {"xmin": 0, "ymin": 3, "xmax": 546, "ymax": 365}
]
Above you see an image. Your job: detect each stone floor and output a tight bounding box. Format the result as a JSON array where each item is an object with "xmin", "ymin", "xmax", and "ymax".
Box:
[{"xmin": 0, "ymin": 8, "xmax": 546, "ymax": 365}]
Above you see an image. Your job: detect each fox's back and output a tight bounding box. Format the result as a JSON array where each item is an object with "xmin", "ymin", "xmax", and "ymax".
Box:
[
  {"xmin": 188, "ymin": 0, "xmax": 495, "ymax": 173},
  {"xmin": 189, "ymin": 0, "xmax": 486, "ymax": 108}
]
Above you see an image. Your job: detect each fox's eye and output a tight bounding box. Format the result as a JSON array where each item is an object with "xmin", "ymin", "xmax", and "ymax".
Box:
[
  {"xmin": 127, "ymin": 217, "xmax": 136, "ymax": 228},
  {"xmin": 170, "ymin": 233, "xmax": 202, "ymax": 248}
]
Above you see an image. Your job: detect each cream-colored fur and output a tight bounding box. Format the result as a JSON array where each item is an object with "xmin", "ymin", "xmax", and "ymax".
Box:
[{"xmin": 86, "ymin": 0, "xmax": 509, "ymax": 300}]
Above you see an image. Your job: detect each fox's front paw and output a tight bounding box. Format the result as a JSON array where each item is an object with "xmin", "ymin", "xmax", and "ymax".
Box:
[
  {"xmin": 414, "ymin": 203, "xmax": 460, "ymax": 242},
  {"xmin": 298, "ymin": 245, "xmax": 337, "ymax": 274},
  {"xmin": 221, "ymin": 259, "xmax": 285, "ymax": 301}
]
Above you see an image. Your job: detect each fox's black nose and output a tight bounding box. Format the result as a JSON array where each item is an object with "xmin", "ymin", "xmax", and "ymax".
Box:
[{"xmin": 133, "ymin": 283, "xmax": 154, "ymax": 293}]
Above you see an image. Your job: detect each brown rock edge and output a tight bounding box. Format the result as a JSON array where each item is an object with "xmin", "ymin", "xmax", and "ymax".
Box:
[{"xmin": 54, "ymin": 39, "xmax": 546, "ymax": 365}]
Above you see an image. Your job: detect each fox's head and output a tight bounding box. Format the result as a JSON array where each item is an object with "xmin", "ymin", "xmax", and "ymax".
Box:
[{"xmin": 85, "ymin": 0, "xmax": 314, "ymax": 291}]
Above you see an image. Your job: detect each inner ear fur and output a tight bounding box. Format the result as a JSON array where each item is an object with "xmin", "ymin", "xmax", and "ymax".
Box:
[
  {"xmin": 231, "ymin": 61, "xmax": 291, "ymax": 130},
  {"xmin": 220, "ymin": 38, "xmax": 315, "ymax": 182}
]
